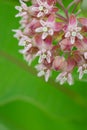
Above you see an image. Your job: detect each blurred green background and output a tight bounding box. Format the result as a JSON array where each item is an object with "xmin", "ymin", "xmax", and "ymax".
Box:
[{"xmin": 0, "ymin": 0, "xmax": 87, "ymax": 130}]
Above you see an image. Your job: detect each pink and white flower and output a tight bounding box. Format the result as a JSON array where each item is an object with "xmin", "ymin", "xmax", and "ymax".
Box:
[
  {"xmin": 56, "ymin": 72, "xmax": 73, "ymax": 85},
  {"xmin": 65, "ymin": 14, "xmax": 83, "ymax": 44},
  {"xmin": 29, "ymin": 0, "xmax": 58, "ymax": 18},
  {"xmin": 35, "ymin": 14, "xmax": 63, "ymax": 39},
  {"xmin": 35, "ymin": 64, "xmax": 51, "ymax": 82},
  {"xmin": 15, "ymin": 0, "xmax": 28, "ymax": 17}
]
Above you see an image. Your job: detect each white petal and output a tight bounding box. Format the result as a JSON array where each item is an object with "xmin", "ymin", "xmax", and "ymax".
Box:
[
  {"xmin": 84, "ymin": 52, "xmax": 87, "ymax": 59},
  {"xmin": 56, "ymin": 73, "xmax": 63, "ymax": 82},
  {"xmin": 37, "ymin": 71, "xmax": 45, "ymax": 77},
  {"xmin": 47, "ymin": 51, "xmax": 51, "ymax": 57},
  {"xmin": 46, "ymin": 56, "xmax": 51, "ymax": 63},
  {"xmin": 45, "ymin": 70, "xmax": 51, "ymax": 82},
  {"xmin": 37, "ymin": 0, "xmax": 43, "ymax": 5},
  {"xmin": 35, "ymin": 27, "xmax": 43, "ymax": 32},
  {"xmin": 71, "ymin": 36, "xmax": 75, "ymax": 44},
  {"xmin": 77, "ymin": 66, "xmax": 82, "ymax": 73},
  {"xmin": 65, "ymin": 31, "xmax": 70, "ymax": 38},
  {"xmin": 19, "ymin": 39, "xmax": 25, "ymax": 46},
  {"xmin": 15, "ymin": 6, "xmax": 22, "ymax": 11},
  {"xmin": 38, "ymin": 56, "xmax": 43, "ymax": 63},
  {"xmin": 79, "ymin": 71, "xmax": 84, "ymax": 80},
  {"xmin": 60, "ymin": 77, "xmax": 67, "ymax": 85},
  {"xmin": 48, "ymin": 29, "xmax": 54, "ymax": 36},
  {"xmin": 77, "ymin": 33, "xmax": 83, "ymax": 40},
  {"xmin": 32, "ymin": 7, "xmax": 39, "ymax": 11},
  {"xmin": 76, "ymin": 27, "xmax": 81, "ymax": 32},
  {"xmin": 42, "ymin": 32, "xmax": 48, "ymax": 39},
  {"xmin": 67, "ymin": 73, "xmax": 73, "ymax": 85},
  {"xmin": 44, "ymin": 9, "xmax": 49, "ymax": 14},
  {"xmin": 37, "ymin": 12, "xmax": 43, "ymax": 17},
  {"xmin": 36, "ymin": 51, "xmax": 41, "ymax": 57},
  {"xmin": 19, "ymin": 44, "xmax": 32, "ymax": 54},
  {"xmin": 40, "ymin": 20, "xmax": 46, "ymax": 26}
]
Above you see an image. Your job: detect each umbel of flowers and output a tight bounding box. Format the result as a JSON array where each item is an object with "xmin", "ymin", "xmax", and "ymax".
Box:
[{"xmin": 13, "ymin": 0, "xmax": 87, "ymax": 85}]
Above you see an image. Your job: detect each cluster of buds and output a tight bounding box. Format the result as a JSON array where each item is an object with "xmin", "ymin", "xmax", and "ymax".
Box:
[{"xmin": 13, "ymin": 0, "xmax": 87, "ymax": 85}]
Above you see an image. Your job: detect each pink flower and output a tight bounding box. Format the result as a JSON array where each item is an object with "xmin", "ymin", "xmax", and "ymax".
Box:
[
  {"xmin": 13, "ymin": 29, "xmax": 32, "ymax": 46},
  {"xmin": 29, "ymin": 0, "xmax": 58, "ymax": 18},
  {"xmin": 52, "ymin": 56, "xmax": 67, "ymax": 71},
  {"xmin": 35, "ymin": 14, "xmax": 63, "ymax": 39},
  {"xmin": 56, "ymin": 72, "xmax": 73, "ymax": 85},
  {"xmin": 34, "ymin": 35, "xmax": 53, "ymax": 63},
  {"xmin": 15, "ymin": 0, "xmax": 28, "ymax": 17},
  {"xmin": 19, "ymin": 44, "xmax": 39, "ymax": 65},
  {"xmin": 65, "ymin": 14, "xmax": 83, "ymax": 44},
  {"xmin": 59, "ymin": 39, "xmax": 73, "ymax": 51},
  {"xmin": 35, "ymin": 64, "xmax": 51, "ymax": 82}
]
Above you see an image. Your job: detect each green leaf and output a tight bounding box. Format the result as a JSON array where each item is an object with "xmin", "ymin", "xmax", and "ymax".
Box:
[{"xmin": 0, "ymin": 0, "xmax": 87, "ymax": 130}]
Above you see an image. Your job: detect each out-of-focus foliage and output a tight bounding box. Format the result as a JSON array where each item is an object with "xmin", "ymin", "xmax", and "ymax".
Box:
[
  {"xmin": 0, "ymin": 0, "xmax": 87, "ymax": 130},
  {"xmin": 81, "ymin": 0, "xmax": 87, "ymax": 16}
]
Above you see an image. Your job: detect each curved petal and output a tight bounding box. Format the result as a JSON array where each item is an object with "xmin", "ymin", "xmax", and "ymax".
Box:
[
  {"xmin": 69, "ymin": 14, "xmax": 77, "ymax": 27},
  {"xmin": 78, "ymin": 18, "xmax": 87, "ymax": 26}
]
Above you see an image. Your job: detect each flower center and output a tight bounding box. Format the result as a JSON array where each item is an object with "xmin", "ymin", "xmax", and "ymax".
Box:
[
  {"xmin": 42, "ymin": 53, "xmax": 46, "ymax": 59},
  {"xmin": 72, "ymin": 31, "xmax": 77, "ymax": 37},
  {"xmin": 43, "ymin": 27, "xmax": 48, "ymax": 32},
  {"xmin": 39, "ymin": 6, "xmax": 44, "ymax": 11}
]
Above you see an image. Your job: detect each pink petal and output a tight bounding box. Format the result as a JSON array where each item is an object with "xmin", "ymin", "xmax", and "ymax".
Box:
[
  {"xmin": 51, "ymin": 7, "xmax": 58, "ymax": 13},
  {"xmin": 67, "ymin": 58, "xmax": 75, "ymax": 72},
  {"xmin": 44, "ymin": 36, "xmax": 52, "ymax": 45},
  {"xmin": 59, "ymin": 39, "xmax": 72, "ymax": 51},
  {"xmin": 54, "ymin": 22, "xmax": 63, "ymax": 31},
  {"xmin": 47, "ymin": 14, "xmax": 55, "ymax": 23},
  {"xmin": 78, "ymin": 18, "xmax": 87, "ymax": 26},
  {"xmin": 34, "ymin": 35, "xmax": 43, "ymax": 45},
  {"xmin": 69, "ymin": 14, "xmax": 77, "ymax": 27}
]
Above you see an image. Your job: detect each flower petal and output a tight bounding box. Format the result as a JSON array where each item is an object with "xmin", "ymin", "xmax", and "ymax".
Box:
[
  {"xmin": 35, "ymin": 27, "xmax": 43, "ymax": 32},
  {"xmin": 37, "ymin": 12, "xmax": 43, "ymax": 17},
  {"xmin": 42, "ymin": 32, "xmax": 48, "ymax": 39},
  {"xmin": 65, "ymin": 31, "xmax": 70, "ymax": 38},
  {"xmin": 45, "ymin": 70, "xmax": 51, "ymax": 82},
  {"xmin": 69, "ymin": 14, "xmax": 77, "ymax": 27},
  {"xmin": 78, "ymin": 18, "xmax": 87, "ymax": 26}
]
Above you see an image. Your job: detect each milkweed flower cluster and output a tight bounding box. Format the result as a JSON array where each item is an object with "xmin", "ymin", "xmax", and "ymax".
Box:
[{"xmin": 13, "ymin": 0, "xmax": 87, "ymax": 85}]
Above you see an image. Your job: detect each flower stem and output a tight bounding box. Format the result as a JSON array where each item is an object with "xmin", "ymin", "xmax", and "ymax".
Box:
[
  {"xmin": 57, "ymin": 0, "xmax": 69, "ymax": 21},
  {"xmin": 67, "ymin": 1, "xmax": 76, "ymax": 10},
  {"xmin": 72, "ymin": 0, "xmax": 81, "ymax": 13},
  {"xmin": 56, "ymin": 13, "xmax": 67, "ymax": 22},
  {"xmin": 75, "ymin": 9, "xmax": 81, "ymax": 16}
]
